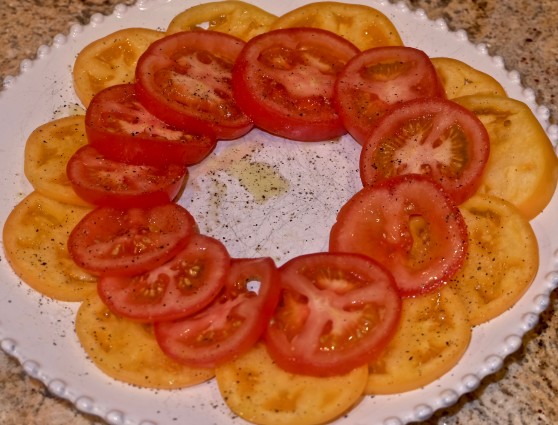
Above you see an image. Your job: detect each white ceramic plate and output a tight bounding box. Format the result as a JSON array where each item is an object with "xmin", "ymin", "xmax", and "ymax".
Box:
[{"xmin": 1, "ymin": 1, "xmax": 557, "ymax": 424}]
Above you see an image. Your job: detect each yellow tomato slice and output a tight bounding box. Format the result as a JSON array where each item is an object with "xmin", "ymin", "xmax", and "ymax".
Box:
[
  {"xmin": 24, "ymin": 115, "xmax": 91, "ymax": 207},
  {"xmin": 216, "ymin": 342, "xmax": 368, "ymax": 425},
  {"xmin": 431, "ymin": 57, "xmax": 507, "ymax": 98},
  {"xmin": 73, "ymin": 28, "xmax": 164, "ymax": 106},
  {"xmin": 454, "ymin": 95, "xmax": 558, "ymax": 220},
  {"xmin": 449, "ymin": 194, "xmax": 539, "ymax": 325},
  {"xmin": 366, "ymin": 286, "xmax": 471, "ymax": 394},
  {"xmin": 167, "ymin": 1, "xmax": 277, "ymax": 41},
  {"xmin": 270, "ymin": 1, "xmax": 403, "ymax": 50},
  {"xmin": 2, "ymin": 191, "xmax": 96, "ymax": 302},
  {"xmin": 76, "ymin": 293, "xmax": 214, "ymax": 389}
]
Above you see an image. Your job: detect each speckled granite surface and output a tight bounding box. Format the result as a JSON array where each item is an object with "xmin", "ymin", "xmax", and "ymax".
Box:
[{"xmin": 0, "ymin": 1, "xmax": 557, "ymax": 424}]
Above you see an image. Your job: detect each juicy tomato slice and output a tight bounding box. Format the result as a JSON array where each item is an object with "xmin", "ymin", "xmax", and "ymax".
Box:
[
  {"xmin": 68, "ymin": 203, "xmax": 197, "ymax": 277},
  {"xmin": 329, "ymin": 174, "xmax": 468, "ymax": 297},
  {"xmin": 67, "ymin": 145, "xmax": 187, "ymax": 208},
  {"xmin": 360, "ymin": 97, "xmax": 490, "ymax": 205},
  {"xmin": 155, "ymin": 257, "xmax": 280, "ymax": 368},
  {"xmin": 135, "ymin": 30, "xmax": 253, "ymax": 140},
  {"xmin": 85, "ymin": 84, "xmax": 216, "ymax": 167},
  {"xmin": 98, "ymin": 234, "xmax": 230, "ymax": 322},
  {"xmin": 334, "ymin": 46, "xmax": 446, "ymax": 145},
  {"xmin": 232, "ymin": 27, "xmax": 360, "ymax": 141},
  {"xmin": 265, "ymin": 252, "xmax": 401, "ymax": 377}
]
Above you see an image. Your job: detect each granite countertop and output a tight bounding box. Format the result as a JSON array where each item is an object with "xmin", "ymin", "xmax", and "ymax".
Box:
[{"xmin": 0, "ymin": 1, "xmax": 557, "ymax": 424}]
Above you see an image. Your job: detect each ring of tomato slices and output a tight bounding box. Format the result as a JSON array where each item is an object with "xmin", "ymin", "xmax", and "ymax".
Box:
[
  {"xmin": 232, "ymin": 27, "xmax": 360, "ymax": 141},
  {"xmin": 265, "ymin": 252, "xmax": 401, "ymax": 377},
  {"xmin": 135, "ymin": 30, "xmax": 253, "ymax": 140}
]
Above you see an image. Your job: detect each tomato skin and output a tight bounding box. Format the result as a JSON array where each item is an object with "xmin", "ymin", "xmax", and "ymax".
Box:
[
  {"xmin": 265, "ymin": 252, "xmax": 401, "ymax": 377},
  {"xmin": 232, "ymin": 28, "xmax": 360, "ymax": 141},
  {"xmin": 98, "ymin": 234, "xmax": 231, "ymax": 323},
  {"xmin": 329, "ymin": 174, "xmax": 468, "ymax": 297},
  {"xmin": 155, "ymin": 257, "xmax": 280, "ymax": 368},
  {"xmin": 67, "ymin": 145, "xmax": 187, "ymax": 208},
  {"xmin": 135, "ymin": 31, "xmax": 253, "ymax": 140},
  {"xmin": 68, "ymin": 203, "xmax": 197, "ymax": 277},
  {"xmin": 85, "ymin": 84, "xmax": 216, "ymax": 167},
  {"xmin": 359, "ymin": 97, "xmax": 490, "ymax": 205},
  {"xmin": 334, "ymin": 46, "xmax": 446, "ymax": 145}
]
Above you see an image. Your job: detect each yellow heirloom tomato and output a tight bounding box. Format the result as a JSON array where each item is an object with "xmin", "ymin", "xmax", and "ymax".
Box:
[
  {"xmin": 2, "ymin": 192, "xmax": 96, "ymax": 302},
  {"xmin": 24, "ymin": 115, "xmax": 91, "ymax": 207},
  {"xmin": 454, "ymin": 95, "xmax": 558, "ymax": 220},
  {"xmin": 271, "ymin": 1, "xmax": 403, "ymax": 50},
  {"xmin": 216, "ymin": 342, "xmax": 368, "ymax": 425},
  {"xmin": 167, "ymin": 1, "xmax": 277, "ymax": 41},
  {"xmin": 73, "ymin": 28, "xmax": 165, "ymax": 106},
  {"xmin": 431, "ymin": 57, "xmax": 507, "ymax": 99},
  {"xmin": 76, "ymin": 293, "xmax": 215, "ymax": 389},
  {"xmin": 449, "ymin": 194, "xmax": 539, "ymax": 325}
]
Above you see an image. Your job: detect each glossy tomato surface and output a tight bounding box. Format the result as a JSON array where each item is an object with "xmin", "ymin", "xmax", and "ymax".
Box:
[
  {"xmin": 98, "ymin": 234, "xmax": 231, "ymax": 322},
  {"xmin": 265, "ymin": 252, "xmax": 401, "ymax": 377},
  {"xmin": 334, "ymin": 46, "xmax": 445, "ymax": 144},
  {"xmin": 67, "ymin": 145, "xmax": 187, "ymax": 208},
  {"xmin": 135, "ymin": 31, "xmax": 252, "ymax": 140},
  {"xmin": 232, "ymin": 27, "xmax": 359, "ymax": 141},
  {"xmin": 86, "ymin": 84, "xmax": 216, "ymax": 166},
  {"xmin": 359, "ymin": 97, "xmax": 490, "ymax": 205},
  {"xmin": 68, "ymin": 203, "xmax": 197, "ymax": 277},
  {"xmin": 155, "ymin": 257, "xmax": 280, "ymax": 368},
  {"xmin": 329, "ymin": 174, "xmax": 468, "ymax": 297}
]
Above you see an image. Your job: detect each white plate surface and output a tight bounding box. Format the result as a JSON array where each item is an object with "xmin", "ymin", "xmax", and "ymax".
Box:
[{"xmin": 1, "ymin": 1, "xmax": 557, "ymax": 424}]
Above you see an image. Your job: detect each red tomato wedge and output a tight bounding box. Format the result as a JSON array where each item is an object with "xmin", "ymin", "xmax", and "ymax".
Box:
[
  {"xmin": 67, "ymin": 145, "xmax": 187, "ymax": 208},
  {"xmin": 359, "ymin": 98, "xmax": 490, "ymax": 204},
  {"xmin": 98, "ymin": 234, "xmax": 231, "ymax": 322},
  {"xmin": 135, "ymin": 31, "xmax": 252, "ymax": 140},
  {"xmin": 85, "ymin": 84, "xmax": 216, "ymax": 166},
  {"xmin": 334, "ymin": 46, "xmax": 445, "ymax": 145},
  {"xmin": 232, "ymin": 28, "xmax": 359, "ymax": 141},
  {"xmin": 155, "ymin": 257, "xmax": 280, "ymax": 368},
  {"xmin": 265, "ymin": 252, "xmax": 401, "ymax": 377},
  {"xmin": 329, "ymin": 174, "xmax": 468, "ymax": 297},
  {"xmin": 68, "ymin": 203, "xmax": 197, "ymax": 277}
]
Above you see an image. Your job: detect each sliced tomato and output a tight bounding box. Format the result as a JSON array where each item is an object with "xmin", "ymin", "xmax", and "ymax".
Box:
[
  {"xmin": 85, "ymin": 84, "xmax": 216, "ymax": 166},
  {"xmin": 135, "ymin": 31, "xmax": 252, "ymax": 140},
  {"xmin": 265, "ymin": 252, "xmax": 401, "ymax": 377},
  {"xmin": 67, "ymin": 145, "xmax": 187, "ymax": 208},
  {"xmin": 68, "ymin": 203, "xmax": 197, "ymax": 276},
  {"xmin": 334, "ymin": 46, "xmax": 445, "ymax": 145},
  {"xmin": 98, "ymin": 234, "xmax": 230, "ymax": 322},
  {"xmin": 359, "ymin": 98, "xmax": 490, "ymax": 204},
  {"xmin": 154, "ymin": 257, "xmax": 280, "ymax": 368},
  {"xmin": 232, "ymin": 27, "xmax": 359, "ymax": 141},
  {"xmin": 329, "ymin": 174, "xmax": 468, "ymax": 297}
]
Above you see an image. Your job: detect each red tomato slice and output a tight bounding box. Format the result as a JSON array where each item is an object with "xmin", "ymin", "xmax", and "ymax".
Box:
[
  {"xmin": 67, "ymin": 145, "xmax": 187, "ymax": 208},
  {"xmin": 232, "ymin": 28, "xmax": 360, "ymax": 141},
  {"xmin": 135, "ymin": 31, "xmax": 252, "ymax": 140},
  {"xmin": 85, "ymin": 84, "xmax": 216, "ymax": 167},
  {"xmin": 359, "ymin": 97, "xmax": 490, "ymax": 204},
  {"xmin": 334, "ymin": 46, "xmax": 445, "ymax": 145},
  {"xmin": 264, "ymin": 252, "xmax": 401, "ymax": 377},
  {"xmin": 329, "ymin": 174, "xmax": 468, "ymax": 297},
  {"xmin": 98, "ymin": 234, "xmax": 231, "ymax": 322},
  {"xmin": 155, "ymin": 257, "xmax": 280, "ymax": 368},
  {"xmin": 68, "ymin": 203, "xmax": 197, "ymax": 277}
]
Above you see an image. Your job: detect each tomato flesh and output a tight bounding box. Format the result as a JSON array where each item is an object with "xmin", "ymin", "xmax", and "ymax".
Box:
[
  {"xmin": 265, "ymin": 252, "xmax": 401, "ymax": 377},
  {"xmin": 329, "ymin": 174, "xmax": 468, "ymax": 297},
  {"xmin": 68, "ymin": 203, "xmax": 197, "ymax": 277},
  {"xmin": 233, "ymin": 28, "xmax": 359, "ymax": 141},
  {"xmin": 135, "ymin": 31, "xmax": 253, "ymax": 140},
  {"xmin": 155, "ymin": 257, "xmax": 280, "ymax": 368}
]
